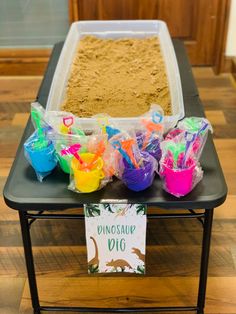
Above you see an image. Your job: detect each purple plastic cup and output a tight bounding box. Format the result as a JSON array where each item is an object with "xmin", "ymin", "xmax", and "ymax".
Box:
[
  {"xmin": 161, "ymin": 161, "xmax": 196, "ymax": 197},
  {"xmin": 122, "ymin": 152, "xmax": 156, "ymax": 192}
]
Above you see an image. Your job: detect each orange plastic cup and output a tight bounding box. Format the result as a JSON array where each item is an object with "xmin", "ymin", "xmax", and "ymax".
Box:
[{"xmin": 71, "ymin": 153, "xmax": 104, "ymax": 193}]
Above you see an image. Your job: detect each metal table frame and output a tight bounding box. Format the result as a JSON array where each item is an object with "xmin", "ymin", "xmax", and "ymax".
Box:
[
  {"xmin": 4, "ymin": 40, "xmax": 227, "ymax": 314},
  {"xmin": 19, "ymin": 208, "xmax": 213, "ymax": 314}
]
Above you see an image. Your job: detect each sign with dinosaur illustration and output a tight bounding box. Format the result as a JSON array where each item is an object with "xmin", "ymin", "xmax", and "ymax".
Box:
[{"xmin": 84, "ymin": 204, "xmax": 147, "ymax": 274}]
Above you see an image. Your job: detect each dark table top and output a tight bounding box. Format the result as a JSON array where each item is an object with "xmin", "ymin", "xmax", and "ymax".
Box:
[{"xmin": 3, "ymin": 40, "xmax": 227, "ymax": 211}]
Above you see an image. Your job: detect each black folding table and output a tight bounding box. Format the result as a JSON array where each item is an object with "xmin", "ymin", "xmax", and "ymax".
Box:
[{"xmin": 3, "ymin": 40, "xmax": 227, "ymax": 314}]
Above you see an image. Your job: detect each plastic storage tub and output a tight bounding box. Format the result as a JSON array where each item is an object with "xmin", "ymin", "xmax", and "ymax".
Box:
[{"xmin": 46, "ymin": 20, "xmax": 184, "ymax": 130}]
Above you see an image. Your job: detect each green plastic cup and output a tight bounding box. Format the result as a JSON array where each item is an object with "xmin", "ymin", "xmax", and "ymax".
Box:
[{"xmin": 58, "ymin": 154, "xmax": 72, "ymax": 174}]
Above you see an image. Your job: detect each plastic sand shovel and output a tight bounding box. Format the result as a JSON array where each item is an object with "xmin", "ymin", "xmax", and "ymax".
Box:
[
  {"xmin": 71, "ymin": 127, "xmax": 85, "ymax": 136},
  {"xmin": 81, "ymin": 141, "xmax": 106, "ymax": 170},
  {"xmin": 105, "ymin": 126, "xmax": 120, "ymax": 140},
  {"xmin": 121, "ymin": 139, "xmax": 139, "ymax": 169},
  {"xmin": 184, "ymin": 117, "xmax": 201, "ymax": 133},
  {"xmin": 142, "ymin": 119, "xmax": 163, "ymax": 150},
  {"xmin": 112, "ymin": 140, "xmax": 133, "ymax": 168},
  {"xmin": 182, "ymin": 121, "xmax": 210, "ymax": 167},
  {"xmin": 152, "ymin": 111, "xmax": 163, "ymax": 124},
  {"xmin": 166, "ymin": 142, "xmax": 186, "ymax": 169},
  {"xmin": 184, "ymin": 118, "xmax": 210, "ymax": 135},
  {"xmin": 61, "ymin": 143, "xmax": 84, "ymax": 166},
  {"xmin": 60, "ymin": 116, "xmax": 74, "ymax": 134},
  {"xmin": 97, "ymin": 116, "xmax": 109, "ymax": 134},
  {"xmin": 90, "ymin": 141, "xmax": 106, "ymax": 164},
  {"xmin": 182, "ymin": 132, "xmax": 196, "ymax": 168},
  {"xmin": 31, "ymin": 110, "xmax": 48, "ymax": 150}
]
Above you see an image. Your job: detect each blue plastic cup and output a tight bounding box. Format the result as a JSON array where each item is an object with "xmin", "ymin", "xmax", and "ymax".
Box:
[{"xmin": 24, "ymin": 141, "xmax": 57, "ymax": 173}]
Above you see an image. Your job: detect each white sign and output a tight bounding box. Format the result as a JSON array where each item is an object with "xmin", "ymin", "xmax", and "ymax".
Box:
[{"xmin": 84, "ymin": 204, "xmax": 147, "ymax": 274}]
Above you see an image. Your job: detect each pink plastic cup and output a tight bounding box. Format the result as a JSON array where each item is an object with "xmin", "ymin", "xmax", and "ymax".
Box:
[{"xmin": 161, "ymin": 163, "xmax": 196, "ymax": 197}]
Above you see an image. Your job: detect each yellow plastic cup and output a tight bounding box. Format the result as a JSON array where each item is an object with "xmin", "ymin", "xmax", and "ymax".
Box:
[{"xmin": 71, "ymin": 153, "xmax": 104, "ymax": 193}]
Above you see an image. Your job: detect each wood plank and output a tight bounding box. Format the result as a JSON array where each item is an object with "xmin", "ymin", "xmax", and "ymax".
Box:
[
  {"xmin": 12, "ymin": 113, "xmax": 29, "ymax": 127},
  {"xmin": 2, "ymin": 217, "xmax": 236, "ymax": 248},
  {"xmin": 0, "ymin": 102, "xmax": 30, "ymax": 113},
  {"xmin": 0, "ymin": 158, "xmax": 13, "ymax": 177},
  {"xmin": 0, "ymin": 50, "xmax": 51, "ymax": 58},
  {"xmin": 192, "ymin": 67, "xmax": 216, "ymax": 78},
  {"xmin": 0, "ymin": 197, "xmax": 18, "ymax": 221},
  {"xmin": 205, "ymin": 110, "xmax": 226, "ymax": 125},
  {"xmin": 20, "ymin": 277, "xmax": 236, "ymax": 313},
  {"xmin": 212, "ymin": 125, "xmax": 236, "ymax": 139},
  {"xmin": 0, "ymin": 61, "xmax": 48, "ymax": 76},
  {"xmin": 198, "ymin": 87, "xmax": 236, "ymax": 101},
  {"xmin": 0, "ymin": 245, "xmax": 235, "ymax": 278},
  {"xmin": 195, "ymin": 77, "xmax": 234, "ymax": 88},
  {"xmin": 0, "ymin": 77, "xmax": 42, "ymax": 102},
  {"xmin": 232, "ymin": 58, "xmax": 236, "ymax": 82},
  {"xmin": 223, "ymin": 109, "xmax": 236, "ymax": 124},
  {"xmin": 202, "ymin": 98, "xmax": 236, "ymax": 111},
  {"xmin": 214, "ymin": 139, "xmax": 236, "ymax": 194},
  {"xmin": 0, "ymin": 277, "xmax": 25, "ymax": 314},
  {"xmin": 214, "ymin": 195, "xmax": 236, "ymax": 219},
  {"xmin": 0, "ymin": 143, "xmax": 20, "ymax": 158}
]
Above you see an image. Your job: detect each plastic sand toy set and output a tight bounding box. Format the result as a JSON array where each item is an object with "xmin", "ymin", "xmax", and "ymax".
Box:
[{"xmin": 24, "ymin": 102, "xmax": 212, "ymax": 198}]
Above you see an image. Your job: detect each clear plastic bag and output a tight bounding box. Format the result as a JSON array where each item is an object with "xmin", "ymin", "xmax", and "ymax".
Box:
[
  {"xmin": 121, "ymin": 151, "xmax": 158, "ymax": 192},
  {"xmin": 23, "ymin": 103, "xmax": 57, "ymax": 182},
  {"xmin": 24, "ymin": 130, "xmax": 57, "ymax": 182},
  {"xmin": 44, "ymin": 109, "xmax": 85, "ymax": 136},
  {"xmin": 109, "ymin": 131, "xmax": 158, "ymax": 191},
  {"xmin": 159, "ymin": 117, "xmax": 212, "ymax": 197},
  {"xmin": 135, "ymin": 104, "xmax": 164, "ymax": 161},
  {"xmin": 177, "ymin": 117, "xmax": 213, "ymax": 161},
  {"xmin": 159, "ymin": 159, "xmax": 203, "ymax": 198},
  {"xmin": 48, "ymin": 132, "xmax": 88, "ymax": 174},
  {"xmin": 68, "ymin": 134, "xmax": 113, "ymax": 193}
]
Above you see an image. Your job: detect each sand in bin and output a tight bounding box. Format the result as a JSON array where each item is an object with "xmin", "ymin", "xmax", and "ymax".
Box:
[{"xmin": 62, "ymin": 36, "xmax": 171, "ymax": 117}]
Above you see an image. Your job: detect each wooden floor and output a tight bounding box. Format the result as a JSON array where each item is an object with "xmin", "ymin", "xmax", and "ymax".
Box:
[{"xmin": 0, "ymin": 69, "xmax": 236, "ymax": 313}]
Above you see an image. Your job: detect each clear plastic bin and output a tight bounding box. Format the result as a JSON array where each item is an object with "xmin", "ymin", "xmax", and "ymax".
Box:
[{"xmin": 46, "ymin": 20, "xmax": 184, "ymax": 131}]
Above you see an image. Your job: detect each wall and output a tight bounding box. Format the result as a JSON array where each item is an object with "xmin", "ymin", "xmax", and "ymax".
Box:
[
  {"xmin": 0, "ymin": 0, "xmax": 69, "ymax": 47},
  {"xmin": 226, "ymin": 0, "xmax": 236, "ymax": 56}
]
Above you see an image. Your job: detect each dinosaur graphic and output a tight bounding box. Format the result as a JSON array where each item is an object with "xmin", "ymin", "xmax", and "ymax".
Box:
[
  {"xmin": 106, "ymin": 259, "xmax": 132, "ymax": 272},
  {"xmin": 132, "ymin": 247, "xmax": 145, "ymax": 263},
  {"xmin": 88, "ymin": 236, "xmax": 99, "ymax": 271},
  {"xmin": 115, "ymin": 204, "xmax": 132, "ymax": 217}
]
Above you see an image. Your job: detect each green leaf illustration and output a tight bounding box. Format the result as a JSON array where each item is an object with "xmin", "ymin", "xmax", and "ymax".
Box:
[
  {"xmin": 88, "ymin": 264, "xmax": 99, "ymax": 273},
  {"xmin": 103, "ymin": 204, "xmax": 115, "ymax": 213},
  {"xmin": 136, "ymin": 204, "xmax": 147, "ymax": 215},
  {"xmin": 84, "ymin": 204, "xmax": 100, "ymax": 217},
  {"xmin": 136, "ymin": 265, "xmax": 145, "ymax": 274}
]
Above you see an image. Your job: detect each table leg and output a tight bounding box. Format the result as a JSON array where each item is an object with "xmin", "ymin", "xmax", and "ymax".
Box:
[
  {"xmin": 19, "ymin": 211, "xmax": 41, "ymax": 314},
  {"xmin": 197, "ymin": 208, "xmax": 214, "ymax": 314}
]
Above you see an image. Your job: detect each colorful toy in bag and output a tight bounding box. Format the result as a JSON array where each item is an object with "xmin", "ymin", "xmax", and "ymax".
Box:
[
  {"xmin": 71, "ymin": 153, "xmax": 104, "ymax": 193},
  {"xmin": 122, "ymin": 151, "xmax": 157, "ymax": 192},
  {"xmin": 68, "ymin": 136, "xmax": 112, "ymax": 193},
  {"xmin": 159, "ymin": 117, "xmax": 213, "ymax": 197},
  {"xmin": 177, "ymin": 117, "xmax": 213, "ymax": 160},
  {"xmin": 135, "ymin": 104, "xmax": 164, "ymax": 161},
  {"xmin": 159, "ymin": 140, "xmax": 201, "ymax": 197},
  {"xmin": 24, "ymin": 103, "xmax": 57, "ymax": 182},
  {"xmin": 48, "ymin": 132, "xmax": 87, "ymax": 174},
  {"xmin": 44, "ymin": 108, "xmax": 85, "ymax": 136},
  {"xmin": 110, "ymin": 133, "xmax": 158, "ymax": 191},
  {"xmin": 58, "ymin": 141, "xmax": 85, "ymax": 174}
]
